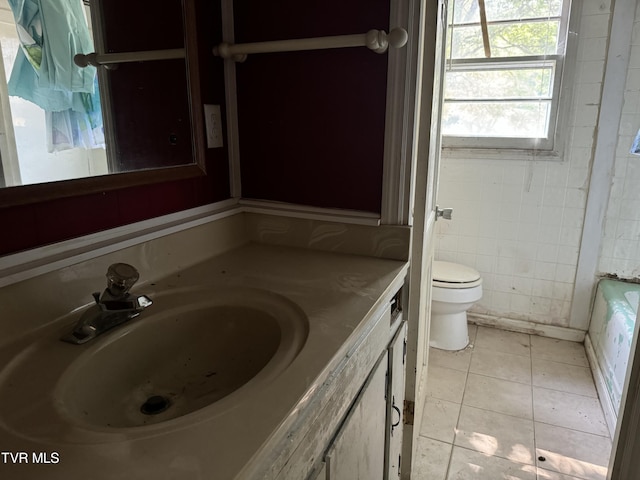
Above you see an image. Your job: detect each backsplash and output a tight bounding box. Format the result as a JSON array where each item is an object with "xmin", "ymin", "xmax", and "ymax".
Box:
[{"xmin": 244, "ymin": 213, "xmax": 410, "ymax": 261}]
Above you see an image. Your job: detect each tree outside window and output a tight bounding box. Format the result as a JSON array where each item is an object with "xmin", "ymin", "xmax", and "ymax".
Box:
[{"xmin": 442, "ymin": 0, "xmax": 571, "ymax": 151}]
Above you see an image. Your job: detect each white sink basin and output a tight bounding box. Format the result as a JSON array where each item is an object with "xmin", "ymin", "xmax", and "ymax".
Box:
[{"xmin": 0, "ymin": 287, "xmax": 308, "ymax": 439}]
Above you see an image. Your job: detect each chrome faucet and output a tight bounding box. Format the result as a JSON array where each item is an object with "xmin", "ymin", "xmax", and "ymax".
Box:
[{"xmin": 61, "ymin": 263, "xmax": 153, "ymax": 345}]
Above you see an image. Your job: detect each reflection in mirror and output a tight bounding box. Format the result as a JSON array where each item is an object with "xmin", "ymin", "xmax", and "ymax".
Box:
[
  {"xmin": 0, "ymin": 0, "xmax": 205, "ymax": 203},
  {"xmin": 0, "ymin": 0, "xmax": 108, "ymax": 187}
]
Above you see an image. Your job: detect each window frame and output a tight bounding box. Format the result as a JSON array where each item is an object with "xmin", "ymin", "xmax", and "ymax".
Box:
[{"xmin": 441, "ymin": 0, "xmax": 574, "ymax": 153}]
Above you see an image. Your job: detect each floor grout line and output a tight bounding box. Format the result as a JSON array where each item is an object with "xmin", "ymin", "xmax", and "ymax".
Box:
[
  {"xmin": 531, "ymin": 383, "xmax": 600, "ymax": 399},
  {"xmin": 443, "ymin": 334, "xmax": 474, "ymax": 480},
  {"xmin": 532, "ymin": 419, "xmax": 613, "ymax": 439},
  {"xmin": 528, "ymin": 333, "xmax": 540, "ymax": 480}
]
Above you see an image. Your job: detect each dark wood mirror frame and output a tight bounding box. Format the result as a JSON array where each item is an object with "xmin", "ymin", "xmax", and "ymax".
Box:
[{"xmin": 0, "ymin": 0, "xmax": 206, "ymax": 209}]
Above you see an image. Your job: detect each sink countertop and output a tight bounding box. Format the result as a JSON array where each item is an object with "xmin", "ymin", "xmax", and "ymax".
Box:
[{"xmin": 0, "ymin": 242, "xmax": 408, "ymax": 479}]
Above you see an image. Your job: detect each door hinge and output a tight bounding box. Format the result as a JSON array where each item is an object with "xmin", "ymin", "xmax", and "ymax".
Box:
[{"xmin": 403, "ymin": 400, "xmax": 415, "ymax": 425}]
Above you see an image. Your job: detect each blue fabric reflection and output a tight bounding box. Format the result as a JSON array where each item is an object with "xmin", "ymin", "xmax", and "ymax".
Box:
[{"xmin": 7, "ymin": 0, "xmax": 104, "ymax": 152}]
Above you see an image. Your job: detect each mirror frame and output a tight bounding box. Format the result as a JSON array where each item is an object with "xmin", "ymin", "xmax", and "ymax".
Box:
[{"xmin": 0, "ymin": 0, "xmax": 206, "ymax": 208}]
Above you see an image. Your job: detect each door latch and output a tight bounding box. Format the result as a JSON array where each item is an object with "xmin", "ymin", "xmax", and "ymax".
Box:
[{"xmin": 435, "ymin": 206, "xmax": 453, "ymax": 221}]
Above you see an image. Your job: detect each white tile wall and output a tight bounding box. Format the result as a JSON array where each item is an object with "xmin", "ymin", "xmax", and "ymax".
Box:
[
  {"xmin": 435, "ymin": 3, "xmax": 612, "ymax": 328},
  {"xmin": 599, "ymin": 6, "xmax": 640, "ymax": 279}
]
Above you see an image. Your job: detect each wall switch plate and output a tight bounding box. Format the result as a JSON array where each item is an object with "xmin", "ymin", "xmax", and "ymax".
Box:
[{"xmin": 204, "ymin": 104, "xmax": 223, "ymax": 148}]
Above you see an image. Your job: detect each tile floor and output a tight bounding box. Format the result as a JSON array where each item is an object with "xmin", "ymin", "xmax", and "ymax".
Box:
[{"xmin": 413, "ymin": 325, "xmax": 612, "ymax": 480}]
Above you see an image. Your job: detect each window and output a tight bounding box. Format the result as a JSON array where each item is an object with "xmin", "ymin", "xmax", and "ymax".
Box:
[{"xmin": 442, "ymin": 0, "xmax": 572, "ymax": 151}]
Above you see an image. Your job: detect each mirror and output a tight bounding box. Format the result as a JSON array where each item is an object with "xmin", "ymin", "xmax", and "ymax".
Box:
[{"xmin": 0, "ymin": 0, "xmax": 206, "ymax": 207}]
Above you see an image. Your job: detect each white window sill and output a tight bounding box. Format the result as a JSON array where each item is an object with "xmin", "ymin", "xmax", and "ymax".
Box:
[{"xmin": 441, "ymin": 146, "xmax": 565, "ymax": 162}]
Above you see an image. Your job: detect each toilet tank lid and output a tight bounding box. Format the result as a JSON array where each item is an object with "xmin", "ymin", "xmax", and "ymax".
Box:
[{"xmin": 433, "ymin": 261, "xmax": 481, "ymax": 284}]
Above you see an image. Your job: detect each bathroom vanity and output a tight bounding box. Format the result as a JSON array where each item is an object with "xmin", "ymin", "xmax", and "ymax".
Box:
[{"xmin": 0, "ymin": 212, "xmax": 410, "ymax": 479}]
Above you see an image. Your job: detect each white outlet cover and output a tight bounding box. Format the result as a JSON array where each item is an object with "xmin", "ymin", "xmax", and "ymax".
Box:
[{"xmin": 204, "ymin": 104, "xmax": 223, "ymax": 148}]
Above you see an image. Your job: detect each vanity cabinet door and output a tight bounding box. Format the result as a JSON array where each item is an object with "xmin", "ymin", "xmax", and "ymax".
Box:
[
  {"xmin": 325, "ymin": 352, "xmax": 388, "ymax": 480},
  {"xmin": 385, "ymin": 320, "xmax": 407, "ymax": 479}
]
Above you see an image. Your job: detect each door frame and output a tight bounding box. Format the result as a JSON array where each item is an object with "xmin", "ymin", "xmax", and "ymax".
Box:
[
  {"xmin": 397, "ymin": 0, "xmax": 640, "ymax": 477},
  {"xmin": 394, "ymin": 0, "xmax": 443, "ymax": 477}
]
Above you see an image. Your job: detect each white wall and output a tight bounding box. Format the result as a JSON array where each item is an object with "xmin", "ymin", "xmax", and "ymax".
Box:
[
  {"xmin": 435, "ymin": 1, "xmax": 612, "ymax": 329},
  {"xmin": 599, "ymin": 4, "xmax": 640, "ymax": 279}
]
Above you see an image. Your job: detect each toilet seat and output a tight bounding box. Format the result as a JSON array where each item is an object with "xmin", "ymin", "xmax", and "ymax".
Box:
[{"xmin": 433, "ymin": 261, "xmax": 482, "ymax": 289}]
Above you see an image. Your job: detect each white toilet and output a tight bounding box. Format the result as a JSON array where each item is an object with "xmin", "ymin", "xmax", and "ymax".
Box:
[{"xmin": 430, "ymin": 261, "xmax": 483, "ymax": 351}]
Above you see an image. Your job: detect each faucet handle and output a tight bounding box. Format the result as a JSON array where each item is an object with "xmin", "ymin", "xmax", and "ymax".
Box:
[{"xmin": 106, "ymin": 263, "xmax": 140, "ymax": 297}]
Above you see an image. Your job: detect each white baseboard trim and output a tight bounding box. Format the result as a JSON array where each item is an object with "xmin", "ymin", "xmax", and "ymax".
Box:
[
  {"xmin": 468, "ymin": 313, "xmax": 586, "ymax": 343},
  {"xmin": 584, "ymin": 333, "xmax": 618, "ymax": 439}
]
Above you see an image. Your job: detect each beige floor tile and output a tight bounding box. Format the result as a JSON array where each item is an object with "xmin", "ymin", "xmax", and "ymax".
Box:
[
  {"xmin": 470, "ymin": 349, "xmax": 532, "ymax": 384},
  {"xmin": 535, "ymin": 422, "xmax": 611, "ymax": 480},
  {"xmin": 532, "ymin": 358, "xmax": 597, "ymax": 397},
  {"xmin": 426, "ymin": 365, "xmax": 468, "ymax": 403},
  {"xmin": 463, "ymin": 373, "xmax": 533, "ymax": 419},
  {"xmin": 536, "ymin": 468, "xmax": 590, "ymax": 480},
  {"xmin": 420, "ymin": 328, "xmax": 613, "ymax": 480},
  {"xmin": 447, "ymin": 446, "xmax": 537, "ymax": 480},
  {"xmin": 530, "ymin": 336, "xmax": 589, "ymax": 367},
  {"xmin": 420, "ymin": 397, "xmax": 461, "ymax": 443},
  {"xmin": 475, "ymin": 326, "xmax": 531, "ymax": 357},
  {"xmin": 430, "ymin": 346, "xmax": 473, "ymax": 372},
  {"xmin": 455, "ymin": 405, "xmax": 535, "ymax": 465},
  {"xmin": 413, "ymin": 436, "xmax": 452, "ymax": 480},
  {"xmin": 533, "ymin": 387, "xmax": 608, "ymax": 436}
]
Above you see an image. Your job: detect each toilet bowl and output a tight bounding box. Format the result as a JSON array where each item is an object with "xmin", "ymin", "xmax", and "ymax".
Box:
[{"xmin": 430, "ymin": 261, "xmax": 482, "ymax": 351}]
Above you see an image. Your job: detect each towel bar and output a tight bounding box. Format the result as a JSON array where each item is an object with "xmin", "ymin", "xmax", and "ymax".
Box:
[
  {"xmin": 213, "ymin": 28, "xmax": 409, "ymax": 62},
  {"xmin": 74, "ymin": 48, "xmax": 185, "ymax": 68}
]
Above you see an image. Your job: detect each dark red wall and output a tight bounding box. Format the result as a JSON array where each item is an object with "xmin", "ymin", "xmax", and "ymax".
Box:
[
  {"xmin": 235, "ymin": 0, "xmax": 389, "ymax": 213},
  {"xmin": 0, "ymin": 0, "xmax": 230, "ymax": 257},
  {"xmin": 102, "ymin": 0, "xmax": 193, "ymax": 171}
]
